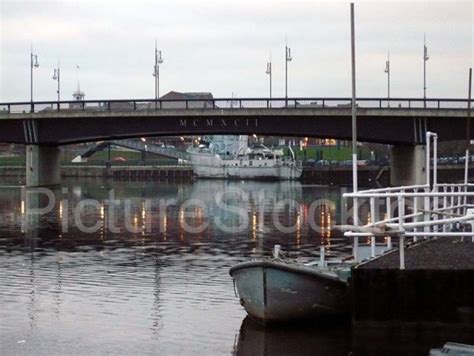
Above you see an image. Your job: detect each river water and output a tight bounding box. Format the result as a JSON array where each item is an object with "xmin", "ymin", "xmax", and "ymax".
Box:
[{"xmin": 0, "ymin": 179, "xmax": 466, "ymax": 355}]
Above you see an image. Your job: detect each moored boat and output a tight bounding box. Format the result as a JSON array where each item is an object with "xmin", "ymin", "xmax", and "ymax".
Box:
[
  {"xmin": 229, "ymin": 259, "xmax": 350, "ymax": 323},
  {"xmin": 187, "ymin": 135, "xmax": 303, "ymax": 180}
]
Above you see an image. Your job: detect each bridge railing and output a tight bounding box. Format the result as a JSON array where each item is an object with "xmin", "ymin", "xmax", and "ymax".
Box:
[{"xmin": 0, "ymin": 97, "xmax": 472, "ymax": 115}]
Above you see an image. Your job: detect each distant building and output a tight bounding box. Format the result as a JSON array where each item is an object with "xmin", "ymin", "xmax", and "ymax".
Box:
[
  {"xmin": 155, "ymin": 91, "xmax": 214, "ymax": 109},
  {"xmin": 69, "ymin": 85, "xmax": 86, "ymax": 109},
  {"xmin": 72, "ymin": 89, "xmax": 85, "ymax": 101}
]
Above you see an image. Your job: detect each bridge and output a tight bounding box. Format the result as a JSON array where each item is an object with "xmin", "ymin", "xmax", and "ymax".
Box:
[
  {"xmin": 0, "ymin": 97, "xmax": 472, "ymax": 187},
  {"xmin": 79, "ymin": 139, "xmax": 188, "ymax": 161}
]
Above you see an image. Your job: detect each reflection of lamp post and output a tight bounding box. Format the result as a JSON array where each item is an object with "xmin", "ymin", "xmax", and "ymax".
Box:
[
  {"xmin": 30, "ymin": 46, "xmax": 40, "ymax": 108},
  {"xmin": 52, "ymin": 61, "xmax": 61, "ymax": 105},
  {"xmin": 384, "ymin": 52, "xmax": 390, "ymax": 107},
  {"xmin": 303, "ymin": 137, "xmax": 308, "ymax": 159},
  {"xmin": 153, "ymin": 40, "xmax": 164, "ymax": 100}
]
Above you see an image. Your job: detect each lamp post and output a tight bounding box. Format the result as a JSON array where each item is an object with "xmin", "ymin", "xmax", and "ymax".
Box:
[
  {"xmin": 384, "ymin": 52, "xmax": 390, "ymax": 107},
  {"xmin": 30, "ymin": 47, "xmax": 39, "ymax": 109},
  {"xmin": 266, "ymin": 54, "xmax": 272, "ymax": 107},
  {"xmin": 52, "ymin": 61, "xmax": 60, "ymax": 106},
  {"xmin": 153, "ymin": 40, "xmax": 163, "ymax": 102},
  {"xmin": 350, "ymin": 2, "xmax": 359, "ymax": 239},
  {"xmin": 423, "ymin": 34, "xmax": 429, "ymax": 108},
  {"xmin": 285, "ymin": 43, "xmax": 292, "ymax": 103}
]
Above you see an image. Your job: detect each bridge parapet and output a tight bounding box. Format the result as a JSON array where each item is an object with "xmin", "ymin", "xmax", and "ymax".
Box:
[{"xmin": 1, "ymin": 97, "xmax": 472, "ymax": 116}]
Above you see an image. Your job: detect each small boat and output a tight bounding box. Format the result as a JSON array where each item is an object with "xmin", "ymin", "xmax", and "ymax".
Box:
[
  {"xmin": 229, "ymin": 258, "xmax": 351, "ymax": 323},
  {"xmin": 429, "ymin": 342, "xmax": 474, "ymax": 355}
]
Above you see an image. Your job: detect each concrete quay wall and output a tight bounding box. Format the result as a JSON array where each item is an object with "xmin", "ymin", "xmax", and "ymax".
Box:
[
  {"xmin": 0, "ymin": 165, "xmax": 471, "ymax": 185},
  {"xmin": 352, "ymin": 267, "xmax": 474, "ymax": 328},
  {"xmin": 352, "ymin": 239, "xmax": 474, "ymax": 329},
  {"xmin": 0, "ymin": 165, "xmax": 194, "ymax": 181}
]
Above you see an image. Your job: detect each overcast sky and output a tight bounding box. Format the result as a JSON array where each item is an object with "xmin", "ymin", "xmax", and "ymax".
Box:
[{"xmin": 0, "ymin": 0, "xmax": 472, "ymax": 102}]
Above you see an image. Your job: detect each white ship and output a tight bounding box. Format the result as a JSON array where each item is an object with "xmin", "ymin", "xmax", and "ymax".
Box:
[{"xmin": 187, "ymin": 135, "xmax": 302, "ymax": 180}]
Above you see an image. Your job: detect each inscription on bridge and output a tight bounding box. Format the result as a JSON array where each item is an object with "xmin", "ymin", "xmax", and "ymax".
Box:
[{"xmin": 179, "ymin": 118, "xmax": 259, "ymax": 129}]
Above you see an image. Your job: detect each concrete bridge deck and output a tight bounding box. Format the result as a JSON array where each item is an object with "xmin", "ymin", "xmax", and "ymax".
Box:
[
  {"xmin": 1, "ymin": 97, "xmax": 471, "ymax": 187},
  {"xmin": 0, "ymin": 97, "xmax": 472, "ymax": 145}
]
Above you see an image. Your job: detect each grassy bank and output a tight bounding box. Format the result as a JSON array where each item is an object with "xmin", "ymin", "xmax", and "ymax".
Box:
[
  {"xmin": 285, "ymin": 146, "xmax": 371, "ymax": 161},
  {"xmin": 0, "ymin": 156, "xmax": 25, "ymax": 166}
]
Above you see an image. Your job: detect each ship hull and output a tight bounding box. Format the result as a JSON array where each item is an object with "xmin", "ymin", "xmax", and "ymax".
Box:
[{"xmin": 189, "ymin": 152, "xmax": 303, "ymax": 180}]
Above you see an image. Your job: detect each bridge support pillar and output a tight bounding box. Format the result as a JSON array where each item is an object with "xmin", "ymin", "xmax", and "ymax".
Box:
[
  {"xmin": 390, "ymin": 145, "xmax": 426, "ymax": 186},
  {"xmin": 26, "ymin": 145, "xmax": 61, "ymax": 187}
]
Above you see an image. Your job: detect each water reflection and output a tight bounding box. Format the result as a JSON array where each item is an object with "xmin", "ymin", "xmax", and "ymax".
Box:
[
  {"xmin": 233, "ymin": 316, "xmax": 474, "ymax": 356},
  {"xmin": 233, "ymin": 317, "xmax": 351, "ymax": 356},
  {"xmin": 0, "ymin": 180, "xmax": 471, "ymax": 354},
  {"xmin": 22, "ymin": 187, "xmax": 61, "ymax": 241},
  {"xmin": 5, "ymin": 180, "xmax": 349, "ymax": 259},
  {"xmin": 1, "ymin": 180, "xmax": 349, "ymax": 355}
]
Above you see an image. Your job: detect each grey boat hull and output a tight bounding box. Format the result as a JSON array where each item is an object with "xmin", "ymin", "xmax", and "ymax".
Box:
[{"xmin": 229, "ymin": 260, "xmax": 350, "ymax": 323}]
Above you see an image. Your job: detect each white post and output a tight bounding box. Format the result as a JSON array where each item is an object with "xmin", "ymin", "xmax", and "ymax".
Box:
[
  {"xmin": 350, "ymin": 3, "xmax": 359, "ymax": 262},
  {"xmin": 464, "ymin": 151, "xmax": 470, "ymax": 214},
  {"xmin": 464, "ymin": 68, "xmax": 472, "ymax": 215},
  {"xmin": 273, "ymin": 244, "xmax": 281, "ymax": 259},
  {"xmin": 433, "ymin": 134, "xmax": 438, "ymax": 188},
  {"xmin": 457, "ymin": 186, "xmax": 463, "ymax": 216},
  {"xmin": 426, "ymin": 132, "xmax": 431, "ymax": 187},
  {"xmin": 371, "ymin": 235, "xmax": 376, "ymax": 258},
  {"xmin": 398, "ymin": 195, "xmax": 406, "ymax": 269},
  {"xmin": 370, "ymin": 197, "xmax": 375, "ymax": 224},
  {"xmin": 400, "ymin": 235, "xmax": 405, "ymax": 269},
  {"xmin": 413, "ymin": 188, "xmax": 418, "ymax": 242},
  {"xmin": 320, "ymin": 245, "xmax": 326, "ymax": 267},
  {"xmin": 424, "ymin": 187, "xmax": 431, "ymax": 236},
  {"xmin": 353, "ymin": 236, "xmax": 359, "ymax": 262},
  {"xmin": 370, "ymin": 197, "xmax": 376, "ymax": 257},
  {"xmin": 450, "ymin": 186, "xmax": 455, "ymax": 230},
  {"xmin": 425, "ymin": 132, "xmax": 432, "ymax": 235},
  {"xmin": 433, "ymin": 134, "xmax": 439, "ymax": 234},
  {"xmin": 386, "ymin": 196, "xmax": 392, "ymax": 249},
  {"xmin": 442, "ymin": 186, "xmax": 448, "ymax": 233}
]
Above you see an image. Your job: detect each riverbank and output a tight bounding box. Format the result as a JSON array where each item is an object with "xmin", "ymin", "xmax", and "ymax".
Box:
[
  {"xmin": 0, "ymin": 165, "xmax": 194, "ymax": 182},
  {"xmin": 0, "ymin": 164, "xmax": 472, "ymax": 185}
]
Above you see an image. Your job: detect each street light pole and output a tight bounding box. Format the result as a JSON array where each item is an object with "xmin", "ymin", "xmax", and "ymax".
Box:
[
  {"xmin": 285, "ymin": 42, "xmax": 292, "ymax": 103},
  {"xmin": 265, "ymin": 54, "xmax": 272, "ymax": 100},
  {"xmin": 464, "ymin": 68, "xmax": 472, "ymax": 190},
  {"xmin": 30, "ymin": 46, "xmax": 39, "ymax": 109},
  {"xmin": 384, "ymin": 51, "xmax": 390, "ymax": 107},
  {"xmin": 423, "ymin": 34, "xmax": 429, "ymax": 108},
  {"xmin": 350, "ymin": 2, "xmax": 358, "ymax": 222},
  {"xmin": 153, "ymin": 39, "xmax": 164, "ymax": 102},
  {"xmin": 52, "ymin": 60, "xmax": 61, "ymax": 106}
]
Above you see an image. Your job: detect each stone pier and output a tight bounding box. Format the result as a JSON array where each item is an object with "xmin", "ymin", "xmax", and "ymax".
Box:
[
  {"xmin": 390, "ymin": 145, "xmax": 426, "ymax": 186},
  {"xmin": 26, "ymin": 145, "xmax": 61, "ymax": 187}
]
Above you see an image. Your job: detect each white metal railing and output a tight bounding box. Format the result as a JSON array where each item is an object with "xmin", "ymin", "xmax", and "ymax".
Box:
[{"xmin": 341, "ymin": 131, "xmax": 474, "ymax": 269}]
